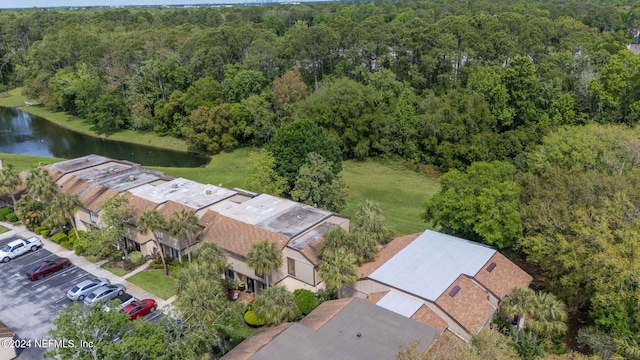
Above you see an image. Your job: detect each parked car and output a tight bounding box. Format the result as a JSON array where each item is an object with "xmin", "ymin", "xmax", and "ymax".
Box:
[
  {"xmin": 1, "ymin": 237, "xmax": 43, "ymax": 263},
  {"xmin": 103, "ymin": 293, "xmax": 136, "ymax": 312},
  {"xmin": 120, "ymin": 299, "xmax": 157, "ymax": 320},
  {"xmin": 83, "ymin": 284, "xmax": 126, "ymax": 306},
  {"xmin": 26, "ymin": 257, "xmax": 70, "ymax": 280},
  {"xmin": 67, "ymin": 277, "xmax": 111, "ymax": 301}
]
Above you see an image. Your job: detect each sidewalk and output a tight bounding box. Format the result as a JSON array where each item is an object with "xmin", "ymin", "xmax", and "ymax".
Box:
[{"xmin": 0, "ymin": 222, "xmax": 175, "ymax": 309}]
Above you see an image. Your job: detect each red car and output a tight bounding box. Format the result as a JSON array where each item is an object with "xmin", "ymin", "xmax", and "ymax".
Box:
[
  {"xmin": 120, "ymin": 299, "xmax": 157, "ymax": 320},
  {"xmin": 27, "ymin": 257, "xmax": 71, "ymax": 280}
]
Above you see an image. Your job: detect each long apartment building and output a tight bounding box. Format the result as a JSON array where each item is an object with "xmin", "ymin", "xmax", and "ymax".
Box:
[{"xmin": 44, "ymin": 154, "xmax": 349, "ymax": 293}]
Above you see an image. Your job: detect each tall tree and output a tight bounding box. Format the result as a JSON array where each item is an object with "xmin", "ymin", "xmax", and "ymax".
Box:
[
  {"xmin": 244, "ymin": 148, "xmax": 287, "ymax": 196},
  {"xmin": 290, "ymin": 152, "xmax": 348, "ymax": 212},
  {"xmin": 138, "ymin": 209, "xmax": 169, "ymax": 276},
  {"xmin": 353, "ymin": 200, "xmax": 392, "ymax": 244},
  {"xmin": 423, "ymin": 161, "xmax": 522, "ymax": 250},
  {"xmin": 0, "ymin": 163, "xmax": 21, "ymax": 205},
  {"xmin": 44, "ymin": 192, "xmax": 81, "ymax": 239},
  {"xmin": 246, "ymin": 240, "xmax": 282, "ymax": 287},
  {"xmin": 99, "ymin": 193, "xmax": 132, "ymax": 259},
  {"xmin": 25, "ymin": 167, "xmax": 57, "ymax": 202},
  {"xmin": 252, "ymin": 285, "xmax": 300, "ymax": 325},
  {"xmin": 168, "ymin": 209, "xmax": 201, "ymax": 263}
]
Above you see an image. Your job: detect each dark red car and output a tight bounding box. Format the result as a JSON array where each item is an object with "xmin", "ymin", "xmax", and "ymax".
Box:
[
  {"xmin": 26, "ymin": 257, "xmax": 71, "ymax": 280},
  {"xmin": 120, "ymin": 299, "xmax": 157, "ymax": 320}
]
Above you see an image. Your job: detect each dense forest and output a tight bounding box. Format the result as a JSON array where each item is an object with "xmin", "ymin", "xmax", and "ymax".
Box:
[{"xmin": 2, "ymin": 0, "xmax": 640, "ymax": 358}]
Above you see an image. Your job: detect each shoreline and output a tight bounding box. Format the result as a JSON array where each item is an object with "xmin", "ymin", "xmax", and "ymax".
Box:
[{"xmin": 0, "ymin": 88, "xmax": 197, "ymax": 155}]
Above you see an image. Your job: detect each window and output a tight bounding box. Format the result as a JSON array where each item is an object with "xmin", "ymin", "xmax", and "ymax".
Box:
[
  {"xmin": 487, "ymin": 262, "xmax": 497, "ymax": 272},
  {"xmin": 449, "ymin": 286, "xmax": 461, "ymax": 297},
  {"xmin": 227, "ymin": 269, "xmax": 235, "ymax": 279},
  {"xmin": 89, "ymin": 211, "xmax": 97, "ymax": 223},
  {"xmin": 171, "ymin": 248, "xmax": 179, "ymax": 258},
  {"xmin": 287, "ymin": 257, "xmax": 296, "ymax": 277},
  {"xmin": 155, "ymin": 232, "xmax": 163, "ymax": 239}
]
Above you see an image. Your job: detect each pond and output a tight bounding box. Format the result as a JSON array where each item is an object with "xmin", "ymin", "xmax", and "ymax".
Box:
[{"xmin": 0, "ymin": 107, "xmax": 210, "ymax": 167}]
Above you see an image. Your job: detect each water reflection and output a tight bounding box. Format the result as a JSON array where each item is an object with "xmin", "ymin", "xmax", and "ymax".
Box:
[{"xmin": 0, "ymin": 107, "xmax": 209, "ymax": 167}]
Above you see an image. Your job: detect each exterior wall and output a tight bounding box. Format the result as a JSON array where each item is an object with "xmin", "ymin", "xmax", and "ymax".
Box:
[
  {"xmin": 276, "ymin": 276, "xmax": 324, "ymax": 292},
  {"xmin": 281, "ymin": 247, "xmax": 316, "ymax": 287},
  {"xmin": 227, "ymin": 254, "xmax": 285, "ymax": 294}
]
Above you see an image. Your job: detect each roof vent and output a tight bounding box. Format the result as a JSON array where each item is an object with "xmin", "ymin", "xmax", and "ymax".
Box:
[
  {"xmin": 172, "ymin": 183, "xmax": 178, "ymax": 189},
  {"xmin": 449, "ymin": 286, "xmax": 461, "ymax": 297},
  {"xmin": 129, "ymin": 175, "xmax": 135, "ymax": 181},
  {"xmin": 108, "ymin": 168, "xmax": 114, "ymax": 174},
  {"xmin": 84, "ymin": 158, "xmax": 89, "ymax": 162},
  {"xmin": 487, "ymin": 262, "xmax": 497, "ymax": 273},
  {"xmin": 205, "ymin": 189, "xmax": 212, "ymax": 195}
]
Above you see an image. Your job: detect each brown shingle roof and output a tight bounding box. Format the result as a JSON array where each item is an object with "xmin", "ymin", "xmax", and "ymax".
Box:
[
  {"xmin": 365, "ymin": 291, "xmax": 389, "ymax": 304},
  {"xmin": 220, "ymin": 323, "xmax": 293, "ymax": 360},
  {"xmin": 82, "ymin": 186, "xmax": 120, "ymax": 212},
  {"xmin": 125, "ymin": 193, "xmax": 158, "ymax": 225},
  {"xmin": 435, "ymin": 275, "xmax": 495, "ymax": 334},
  {"xmin": 157, "ymin": 200, "xmax": 193, "ymax": 222},
  {"xmin": 298, "ymin": 236, "xmax": 324, "ymax": 266},
  {"xmin": 59, "ymin": 176, "xmax": 91, "ymax": 196},
  {"xmin": 298, "ymin": 298, "xmax": 354, "ymax": 331},
  {"xmin": 473, "ymin": 252, "xmax": 533, "ymax": 300},
  {"xmin": 358, "ymin": 232, "xmax": 421, "ymax": 278},
  {"xmin": 198, "ymin": 210, "xmax": 289, "ymax": 258},
  {"xmin": 411, "ymin": 305, "xmax": 448, "ymax": 332}
]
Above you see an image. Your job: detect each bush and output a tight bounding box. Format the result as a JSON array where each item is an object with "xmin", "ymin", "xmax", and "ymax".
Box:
[
  {"xmin": 40, "ymin": 230, "xmax": 51, "ymax": 238},
  {"xmin": 243, "ymin": 310, "xmax": 265, "ymax": 327},
  {"xmin": 60, "ymin": 240, "xmax": 74, "ymax": 250},
  {"xmin": 34, "ymin": 225, "xmax": 48, "ymax": 233},
  {"xmin": 50, "ymin": 233, "xmax": 68, "ymax": 244},
  {"xmin": 125, "ymin": 251, "xmax": 144, "ymax": 269},
  {"xmin": 0, "ymin": 207, "xmax": 13, "ymax": 221},
  {"xmin": 6, "ymin": 213, "xmax": 18, "ymax": 222},
  {"xmin": 316, "ymin": 288, "xmax": 338, "ymax": 303},
  {"xmin": 293, "ymin": 289, "xmax": 318, "ymax": 315}
]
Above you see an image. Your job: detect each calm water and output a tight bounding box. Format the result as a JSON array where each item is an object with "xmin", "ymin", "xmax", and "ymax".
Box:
[{"xmin": 0, "ymin": 107, "xmax": 210, "ymax": 167}]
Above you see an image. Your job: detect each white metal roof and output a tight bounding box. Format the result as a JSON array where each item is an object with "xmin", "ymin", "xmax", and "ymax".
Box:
[
  {"xmin": 368, "ymin": 230, "xmax": 496, "ymax": 301},
  {"xmin": 376, "ymin": 291, "xmax": 423, "ymax": 318}
]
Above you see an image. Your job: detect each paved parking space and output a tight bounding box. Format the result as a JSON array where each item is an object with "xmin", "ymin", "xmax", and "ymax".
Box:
[{"xmin": 0, "ymin": 235, "xmax": 160, "ymax": 359}]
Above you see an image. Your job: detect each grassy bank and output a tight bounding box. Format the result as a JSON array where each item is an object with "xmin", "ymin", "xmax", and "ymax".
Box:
[
  {"xmin": 0, "ymin": 153, "xmax": 63, "ymax": 171},
  {"xmin": 0, "ymin": 88, "xmax": 189, "ymax": 152},
  {"xmin": 3, "ymin": 150, "xmax": 439, "ymax": 235}
]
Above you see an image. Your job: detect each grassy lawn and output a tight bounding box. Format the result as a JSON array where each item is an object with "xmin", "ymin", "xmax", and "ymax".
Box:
[
  {"xmin": 342, "ymin": 160, "xmax": 440, "ymax": 235},
  {"xmin": 0, "ymin": 225, "xmax": 9, "ymax": 234},
  {"xmin": 127, "ymin": 270, "xmax": 177, "ymax": 300},
  {"xmin": 101, "ymin": 262, "xmax": 129, "ymax": 277},
  {"xmin": 0, "ymin": 88, "xmax": 189, "ymax": 152},
  {"xmin": 0, "ymin": 153, "xmax": 64, "ymax": 172}
]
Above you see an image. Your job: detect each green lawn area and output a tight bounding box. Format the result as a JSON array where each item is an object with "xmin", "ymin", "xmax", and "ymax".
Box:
[
  {"xmin": 127, "ymin": 270, "xmax": 177, "ymax": 300},
  {"xmin": 0, "ymin": 88, "xmax": 189, "ymax": 152},
  {"xmin": 0, "ymin": 225, "xmax": 9, "ymax": 234},
  {"xmin": 101, "ymin": 262, "xmax": 129, "ymax": 277},
  {"xmin": 342, "ymin": 160, "xmax": 440, "ymax": 235},
  {"xmin": 0, "ymin": 153, "xmax": 64, "ymax": 172}
]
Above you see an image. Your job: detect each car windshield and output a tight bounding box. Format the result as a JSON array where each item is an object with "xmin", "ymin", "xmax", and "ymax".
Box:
[
  {"xmin": 29, "ymin": 264, "xmax": 41, "ymax": 272},
  {"xmin": 87, "ymin": 292, "xmax": 97, "ymax": 299},
  {"xmin": 1, "ymin": 245, "xmax": 11, "ymax": 252},
  {"xmin": 70, "ymin": 286, "xmax": 80, "ymax": 292}
]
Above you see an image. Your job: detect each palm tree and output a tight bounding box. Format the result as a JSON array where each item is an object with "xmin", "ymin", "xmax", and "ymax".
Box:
[
  {"xmin": 192, "ymin": 242, "xmax": 230, "ymax": 278},
  {"xmin": 0, "ymin": 164, "xmax": 21, "ymax": 205},
  {"xmin": 246, "ymin": 240, "xmax": 283, "ymax": 288},
  {"xmin": 354, "ymin": 200, "xmax": 392, "ymax": 244},
  {"xmin": 25, "ymin": 167, "xmax": 57, "ymax": 202},
  {"xmin": 253, "ymin": 285, "xmax": 300, "ymax": 325},
  {"xmin": 500, "ymin": 287, "xmax": 537, "ymax": 330},
  {"xmin": 44, "ymin": 193, "xmax": 82, "ymax": 238},
  {"xmin": 138, "ymin": 209, "xmax": 169, "ymax": 276},
  {"xmin": 318, "ymin": 248, "xmax": 358, "ymax": 292},
  {"xmin": 500, "ymin": 287, "xmax": 567, "ymax": 337},
  {"xmin": 168, "ymin": 209, "xmax": 201, "ymax": 263}
]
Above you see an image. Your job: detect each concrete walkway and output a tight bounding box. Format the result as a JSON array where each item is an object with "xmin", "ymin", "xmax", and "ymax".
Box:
[{"xmin": 0, "ymin": 222, "xmax": 175, "ymax": 309}]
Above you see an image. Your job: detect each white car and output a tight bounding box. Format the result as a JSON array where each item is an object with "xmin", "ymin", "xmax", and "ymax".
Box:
[
  {"xmin": 67, "ymin": 277, "xmax": 111, "ymax": 301},
  {"xmin": 0, "ymin": 237, "xmax": 43, "ymax": 263},
  {"xmin": 83, "ymin": 284, "xmax": 126, "ymax": 306}
]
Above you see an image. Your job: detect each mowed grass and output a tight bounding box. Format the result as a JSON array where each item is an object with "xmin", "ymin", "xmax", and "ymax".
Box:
[
  {"xmin": 0, "ymin": 225, "xmax": 9, "ymax": 234},
  {"xmin": 0, "ymin": 153, "xmax": 64, "ymax": 172},
  {"xmin": 101, "ymin": 262, "xmax": 129, "ymax": 277},
  {"xmin": 0, "ymin": 88, "xmax": 189, "ymax": 152},
  {"xmin": 342, "ymin": 160, "xmax": 440, "ymax": 235},
  {"xmin": 127, "ymin": 270, "xmax": 177, "ymax": 300}
]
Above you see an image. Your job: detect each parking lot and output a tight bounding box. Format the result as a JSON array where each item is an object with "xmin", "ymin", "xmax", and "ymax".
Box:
[{"xmin": 0, "ymin": 235, "xmax": 162, "ymax": 359}]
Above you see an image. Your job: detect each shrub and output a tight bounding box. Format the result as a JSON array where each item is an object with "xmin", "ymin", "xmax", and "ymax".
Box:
[
  {"xmin": 293, "ymin": 289, "xmax": 318, "ymax": 315},
  {"xmin": 60, "ymin": 241, "xmax": 74, "ymax": 250},
  {"xmin": 50, "ymin": 233, "xmax": 68, "ymax": 244},
  {"xmin": 0, "ymin": 207, "xmax": 13, "ymax": 221},
  {"xmin": 34, "ymin": 225, "xmax": 48, "ymax": 233},
  {"xmin": 316, "ymin": 288, "xmax": 338, "ymax": 303},
  {"xmin": 126, "ymin": 251, "xmax": 144, "ymax": 269},
  {"xmin": 243, "ymin": 311, "xmax": 265, "ymax": 327},
  {"xmin": 6, "ymin": 213, "xmax": 18, "ymax": 222},
  {"xmin": 40, "ymin": 230, "xmax": 51, "ymax": 238}
]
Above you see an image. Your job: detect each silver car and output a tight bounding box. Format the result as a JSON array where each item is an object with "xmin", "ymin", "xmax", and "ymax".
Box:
[
  {"xmin": 83, "ymin": 284, "xmax": 126, "ymax": 306},
  {"xmin": 67, "ymin": 277, "xmax": 111, "ymax": 301}
]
